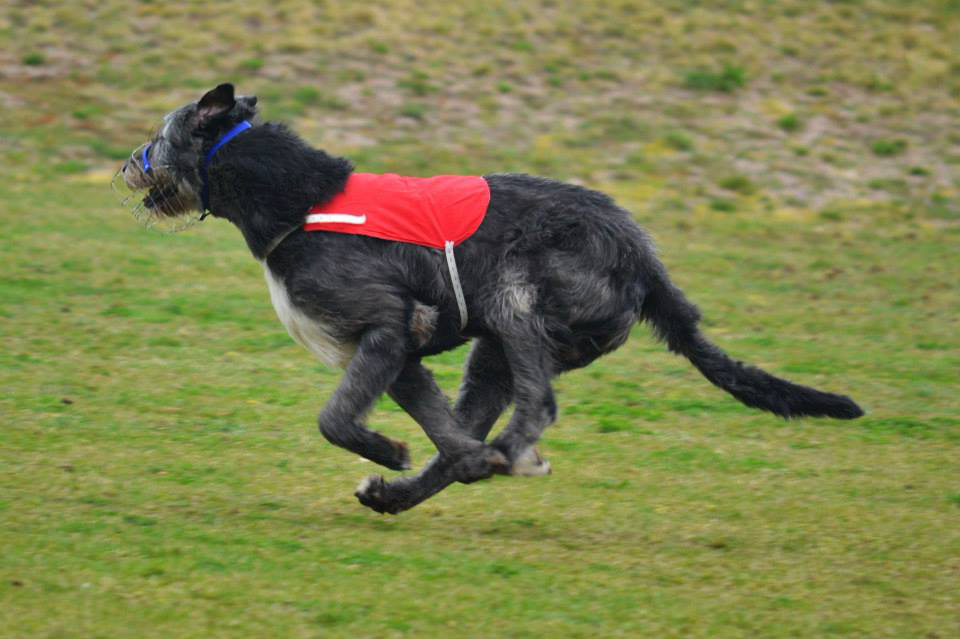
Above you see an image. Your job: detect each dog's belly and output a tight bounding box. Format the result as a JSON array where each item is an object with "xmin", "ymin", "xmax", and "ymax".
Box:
[{"xmin": 262, "ymin": 265, "xmax": 352, "ymax": 367}]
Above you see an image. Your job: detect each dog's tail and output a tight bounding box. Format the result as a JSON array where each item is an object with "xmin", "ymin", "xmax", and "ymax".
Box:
[{"xmin": 638, "ymin": 274, "xmax": 864, "ymax": 420}]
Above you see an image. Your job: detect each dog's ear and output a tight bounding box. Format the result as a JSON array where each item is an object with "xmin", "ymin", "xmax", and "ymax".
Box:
[
  {"xmin": 197, "ymin": 83, "xmax": 236, "ymax": 125},
  {"xmin": 235, "ymin": 94, "xmax": 258, "ymax": 119}
]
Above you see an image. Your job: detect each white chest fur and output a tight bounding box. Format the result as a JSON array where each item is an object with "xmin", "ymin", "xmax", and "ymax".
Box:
[{"xmin": 262, "ymin": 265, "xmax": 351, "ymax": 367}]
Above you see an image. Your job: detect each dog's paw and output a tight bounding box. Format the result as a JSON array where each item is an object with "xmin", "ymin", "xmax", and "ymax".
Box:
[
  {"xmin": 451, "ymin": 446, "xmax": 510, "ymax": 484},
  {"xmin": 388, "ymin": 438, "xmax": 412, "ymax": 471},
  {"xmin": 355, "ymin": 475, "xmax": 400, "ymax": 514},
  {"xmin": 511, "ymin": 446, "xmax": 552, "ymax": 477},
  {"xmin": 370, "ymin": 437, "xmax": 411, "ymax": 472}
]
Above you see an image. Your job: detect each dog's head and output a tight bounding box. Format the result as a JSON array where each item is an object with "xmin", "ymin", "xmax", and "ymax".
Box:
[{"xmin": 119, "ymin": 83, "xmax": 258, "ymax": 223}]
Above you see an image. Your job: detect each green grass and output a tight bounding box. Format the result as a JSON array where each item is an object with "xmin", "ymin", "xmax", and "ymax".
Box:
[
  {"xmin": 871, "ymin": 139, "xmax": 908, "ymax": 157},
  {"xmin": 21, "ymin": 52, "xmax": 46, "ymax": 66},
  {"xmin": 2, "ymin": 1, "xmax": 960, "ymax": 638},
  {"xmin": 777, "ymin": 113, "xmax": 803, "ymax": 133},
  {"xmin": 684, "ymin": 65, "xmax": 747, "ymax": 92}
]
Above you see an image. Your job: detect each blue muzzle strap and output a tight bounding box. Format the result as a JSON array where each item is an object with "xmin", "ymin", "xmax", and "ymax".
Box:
[
  {"xmin": 142, "ymin": 144, "xmax": 153, "ymax": 172},
  {"xmin": 200, "ymin": 120, "xmax": 253, "ymax": 214}
]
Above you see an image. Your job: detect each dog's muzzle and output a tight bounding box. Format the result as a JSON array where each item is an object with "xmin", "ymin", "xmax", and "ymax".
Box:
[{"xmin": 112, "ymin": 146, "xmax": 204, "ymax": 233}]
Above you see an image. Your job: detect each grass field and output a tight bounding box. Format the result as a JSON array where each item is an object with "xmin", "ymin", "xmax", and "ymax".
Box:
[{"xmin": 2, "ymin": 1, "xmax": 959, "ymax": 637}]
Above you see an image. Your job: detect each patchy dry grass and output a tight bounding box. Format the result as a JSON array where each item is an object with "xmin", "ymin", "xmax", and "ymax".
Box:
[
  {"xmin": 4, "ymin": 0, "xmax": 960, "ymax": 209},
  {"xmin": 2, "ymin": 1, "xmax": 959, "ymax": 637}
]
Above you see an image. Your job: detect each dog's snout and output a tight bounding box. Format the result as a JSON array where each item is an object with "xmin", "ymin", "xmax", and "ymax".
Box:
[{"xmin": 119, "ymin": 149, "xmax": 151, "ymax": 190}]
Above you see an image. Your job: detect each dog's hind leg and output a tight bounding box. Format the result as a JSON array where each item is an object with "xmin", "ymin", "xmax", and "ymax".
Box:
[
  {"xmin": 317, "ymin": 326, "xmax": 413, "ymax": 471},
  {"xmin": 453, "ymin": 337, "xmax": 514, "ymax": 440},
  {"xmin": 487, "ymin": 325, "xmax": 557, "ymax": 474},
  {"xmin": 356, "ymin": 337, "xmax": 516, "ymax": 514}
]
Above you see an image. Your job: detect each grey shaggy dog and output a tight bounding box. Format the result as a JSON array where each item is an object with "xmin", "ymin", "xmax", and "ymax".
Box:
[{"xmin": 121, "ymin": 84, "xmax": 863, "ymax": 514}]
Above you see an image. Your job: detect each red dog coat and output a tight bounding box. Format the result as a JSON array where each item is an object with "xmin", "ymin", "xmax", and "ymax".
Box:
[
  {"xmin": 304, "ymin": 173, "xmax": 489, "ymax": 248},
  {"xmin": 303, "ymin": 173, "xmax": 490, "ymax": 330}
]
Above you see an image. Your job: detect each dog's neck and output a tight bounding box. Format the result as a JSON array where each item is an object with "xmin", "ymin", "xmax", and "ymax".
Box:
[
  {"xmin": 204, "ymin": 122, "xmax": 353, "ymax": 259},
  {"xmin": 200, "ymin": 120, "xmax": 253, "ymax": 213}
]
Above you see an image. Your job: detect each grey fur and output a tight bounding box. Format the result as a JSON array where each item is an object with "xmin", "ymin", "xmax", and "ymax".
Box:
[{"xmin": 121, "ymin": 84, "xmax": 864, "ymax": 515}]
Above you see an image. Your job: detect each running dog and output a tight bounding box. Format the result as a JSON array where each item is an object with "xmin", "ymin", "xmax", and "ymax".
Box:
[{"xmin": 120, "ymin": 84, "xmax": 863, "ymax": 514}]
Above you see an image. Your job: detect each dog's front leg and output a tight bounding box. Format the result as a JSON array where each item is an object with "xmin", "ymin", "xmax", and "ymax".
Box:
[
  {"xmin": 386, "ymin": 359, "xmax": 502, "ymax": 463},
  {"xmin": 356, "ymin": 337, "xmax": 515, "ymax": 514},
  {"xmin": 317, "ymin": 326, "xmax": 411, "ymax": 471}
]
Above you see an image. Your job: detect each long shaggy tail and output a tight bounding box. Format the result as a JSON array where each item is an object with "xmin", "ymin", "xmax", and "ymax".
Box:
[{"xmin": 639, "ymin": 278, "xmax": 864, "ymax": 420}]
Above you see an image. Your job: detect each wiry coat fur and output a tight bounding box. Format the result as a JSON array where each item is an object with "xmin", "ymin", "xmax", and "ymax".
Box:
[{"xmin": 122, "ymin": 84, "xmax": 863, "ymax": 514}]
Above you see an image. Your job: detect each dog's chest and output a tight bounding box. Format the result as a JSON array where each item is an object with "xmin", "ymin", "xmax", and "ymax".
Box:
[{"xmin": 262, "ymin": 265, "xmax": 352, "ymax": 367}]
